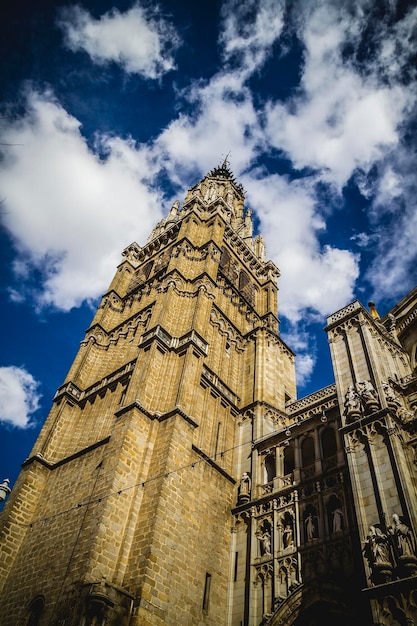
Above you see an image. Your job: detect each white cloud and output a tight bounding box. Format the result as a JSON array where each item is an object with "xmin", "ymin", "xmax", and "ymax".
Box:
[
  {"xmin": 156, "ymin": 78, "xmax": 263, "ymax": 181},
  {"xmin": 265, "ymin": 2, "xmax": 412, "ymax": 188},
  {"xmin": 59, "ymin": 2, "xmax": 180, "ymax": 78},
  {"xmin": 365, "ymin": 149, "xmax": 417, "ymax": 301},
  {"xmin": 0, "ymin": 90, "xmax": 164, "ymax": 310},
  {"xmin": 220, "ymin": 0, "xmax": 285, "ymax": 76},
  {"xmin": 295, "ymin": 353, "xmax": 315, "ymax": 388},
  {"xmin": 243, "ymin": 173, "xmax": 359, "ymax": 321},
  {"xmin": 0, "ymin": 367, "xmax": 41, "ymax": 428}
]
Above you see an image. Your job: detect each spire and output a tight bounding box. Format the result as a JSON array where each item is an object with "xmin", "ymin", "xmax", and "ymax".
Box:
[{"xmin": 206, "ymin": 157, "xmax": 245, "ymax": 197}]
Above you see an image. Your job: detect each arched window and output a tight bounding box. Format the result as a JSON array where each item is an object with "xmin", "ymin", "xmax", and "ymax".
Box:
[
  {"xmin": 321, "ymin": 427, "xmax": 337, "ymax": 459},
  {"xmin": 301, "ymin": 437, "xmax": 315, "ymax": 468},
  {"xmin": 264, "ymin": 453, "xmax": 276, "ymax": 483},
  {"xmin": 23, "ymin": 596, "xmax": 45, "ymax": 626},
  {"xmin": 238, "ymin": 270, "xmax": 250, "ymax": 290}
]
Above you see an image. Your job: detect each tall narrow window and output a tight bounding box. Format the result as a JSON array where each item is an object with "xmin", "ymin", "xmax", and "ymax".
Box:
[
  {"xmin": 284, "ymin": 444, "xmax": 295, "ymax": 475},
  {"xmin": 301, "ymin": 437, "xmax": 315, "ymax": 467},
  {"xmin": 214, "ymin": 422, "xmax": 221, "ymax": 459},
  {"xmin": 234, "ymin": 552, "xmax": 239, "ymax": 582},
  {"xmin": 321, "ymin": 427, "xmax": 337, "ymax": 459},
  {"xmin": 265, "ymin": 453, "xmax": 276, "ymax": 483},
  {"xmin": 202, "ymin": 572, "xmax": 212, "ymax": 613}
]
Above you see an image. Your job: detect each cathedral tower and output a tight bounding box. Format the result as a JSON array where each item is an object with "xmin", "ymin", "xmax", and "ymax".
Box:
[{"xmin": 0, "ymin": 163, "xmax": 296, "ymax": 626}]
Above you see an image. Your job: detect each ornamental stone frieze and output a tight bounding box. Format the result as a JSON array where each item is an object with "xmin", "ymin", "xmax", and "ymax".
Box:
[
  {"xmin": 155, "ymin": 272, "xmax": 216, "ymax": 300},
  {"xmin": 209, "ymin": 307, "xmax": 246, "ymax": 353}
]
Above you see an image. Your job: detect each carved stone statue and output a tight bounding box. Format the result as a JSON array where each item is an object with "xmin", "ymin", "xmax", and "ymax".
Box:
[
  {"xmin": 397, "ymin": 406, "xmax": 416, "ymax": 425},
  {"xmin": 305, "ymin": 513, "xmax": 318, "ymax": 541},
  {"xmin": 261, "ymin": 530, "xmax": 272, "ymax": 556},
  {"xmin": 363, "ymin": 525, "xmax": 392, "ymax": 583},
  {"xmin": 357, "ymin": 380, "xmax": 380, "ymax": 413},
  {"xmin": 238, "ymin": 472, "xmax": 251, "ymax": 503},
  {"xmin": 390, "ymin": 514, "xmax": 416, "ymax": 558},
  {"xmin": 382, "ymin": 381, "xmax": 401, "ymax": 408},
  {"xmin": 283, "ymin": 523, "xmax": 294, "ymax": 549},
  {"xmin": 388, "ymin": 514, "xmax": 417, "ymax": 577},
  {"xmin": 344, "ymin": 385, "xmax": 361, "ymax": 422},
  {"xmin": 332, "ymin": 507, "xmax": 344, "ymax": 533}
]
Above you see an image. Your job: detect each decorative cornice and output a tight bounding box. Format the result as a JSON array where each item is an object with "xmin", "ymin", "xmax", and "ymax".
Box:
[
  {"xmin": 115, "ymin": 401, "xmax": 198, "ymax": 428},
  {"xmin": 54, "ymin": 361, "xmax": 136, "ymax": 405},
  {"xmin": 23, "ymin": 437, "xmax": 110, "ymax": 470},
  {"xmin": 139, "ymin": 324, "xmax": 209, "ymax": 357},
  {"xmin": 191, "ymin": 444, "xmax": 236, "ymax": 483},
  {"xmin": 286, "ymin": 384, "xmax": 337, "ymax": 416},
  {"xmin": 201, "ymin": 364, "xmax": 240, "ymax": 407}
]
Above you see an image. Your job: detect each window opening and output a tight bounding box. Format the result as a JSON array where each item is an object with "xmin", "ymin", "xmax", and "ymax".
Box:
[{"xmin": 202, "ymin": 573, "xmax": 212, "ymax": 612}]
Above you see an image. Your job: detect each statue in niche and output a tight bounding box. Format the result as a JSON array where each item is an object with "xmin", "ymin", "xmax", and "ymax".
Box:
[
  {"xmin": 305, "ymin": 512, "xmax": 318, "ymax": 542},
  {"xmin": 389, "ymin": 514, "xmax": 416, "ymax": 558},
  {"xmin": 238, "ymin": 472, "xmax": 251, "ymax": 503},
  {"xmin": 283, "ymin": 523, "xmax": 294, "ymax": 549},
  {"xmin": 332, "ymin": 507, "xmax": 344, "ymax": 533},
  {"xmin": 344, "ymin": 385, "xmax": 361, "ymax": 421},
  {"xmin": 261, "ymin": 530, "xmax": 272, "ymax": 556}
]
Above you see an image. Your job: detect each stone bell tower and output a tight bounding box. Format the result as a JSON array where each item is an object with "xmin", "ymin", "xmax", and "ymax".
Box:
[{"xmin": 0, "ymin": 162, "xmax": 296, "ymax": 626}]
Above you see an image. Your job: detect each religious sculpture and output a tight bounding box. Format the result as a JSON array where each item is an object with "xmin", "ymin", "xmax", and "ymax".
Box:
[
  {"xmin": 344, "ymin": 385, "xmax": 361, "ymax": 422},
  {"xmin": 390, "ymin": 513, "xmax": 415, "ymax": 557},
  {"xmin": 261, "ymin": 530, "xmax": 272, "ymax": 556},
  {"xmin": 305, "ymin": 512, "xmax": 318, "ymax": 542},
  {"xmin": 237, "ymin": 472, "xmax": 251, "ymax": 504},
  {"xmin": 357, "ymin": 380, "xmax": 380, "ymax": 414},
  {"xmin": 382, "ymin": 381, "xmax": 401, "ymax": 408},
  {"xmin": 283, "ymin": 523, "xmax": 294, "ymax": 549},
  {"xmin": 363, "ymin": 525, "xmax": 392, "ymax": 584},
  {"xmin": 332, "ymin": 507, "xmax": 344, "ymax": 533}
]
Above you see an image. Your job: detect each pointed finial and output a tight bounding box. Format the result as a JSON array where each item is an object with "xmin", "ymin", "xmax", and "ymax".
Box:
[{"xmin": 368, "ymin": 301, "xmax": 380, "ymax": 320}]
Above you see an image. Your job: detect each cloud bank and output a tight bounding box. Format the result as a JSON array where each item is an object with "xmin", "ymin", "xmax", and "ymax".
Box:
[
  {"xmin": 1, "ymin": 90, "xmax": 163, "ymax": 311},
  {"xmin": 1, "ymin": 0, "xmax": 416, "ymax": 390},
  {"xmin": 59, "ymin": 2, "xmax": 180, "ymax": 78},
  {"xmin": 0, "ymin": 367, "xmax": 41, "ymax": 428}
]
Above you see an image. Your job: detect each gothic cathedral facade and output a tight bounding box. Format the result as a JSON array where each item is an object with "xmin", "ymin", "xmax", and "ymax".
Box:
[{"xmin": 1, "ymin": 164, "xmax": 416, "ymax": 626}]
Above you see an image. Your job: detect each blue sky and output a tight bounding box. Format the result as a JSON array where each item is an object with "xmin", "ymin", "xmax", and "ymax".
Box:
[{"xmin": 1, "ymin": 0, "xmax": 416, "ymax": 490}]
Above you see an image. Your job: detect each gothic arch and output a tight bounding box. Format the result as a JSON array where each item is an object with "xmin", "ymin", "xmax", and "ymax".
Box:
[
  {"xmin": 284, "ymin": 443, "xmax": 295, "ymax": 475},
  {"xmin": 22, "ymin": 596, "xmax": 45, "ymax": 626},
  {"xmin": 321, "ymin": 426, "xmax": 337, "ymax": 459},
  {"xmin": 301, "ymin": 436, "xmax": 315, "ymax": 468},
  {"xmin": 264, "ymin": 452, "xmax": 276, "ymax": 483},
  {"xmin": 269, "ymin": 587, "xmax": 354, "ymax": 626},
  {"xmin": 238, "ymin": 269, "xmax": 250, "ymax": 290}
]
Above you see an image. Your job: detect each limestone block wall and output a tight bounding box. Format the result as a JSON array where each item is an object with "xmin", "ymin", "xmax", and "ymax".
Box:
[
  {"xmin": 121, "ymin": 413, "xmax": 235, "ymax": 626},
  {"xmin": 0, "ymin": 442, "xmax": 109, "ymax": 626}
]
